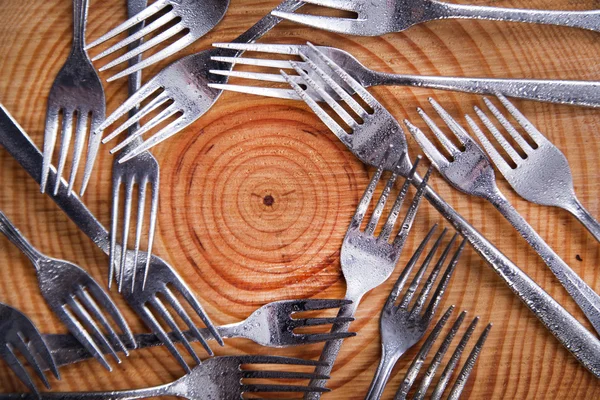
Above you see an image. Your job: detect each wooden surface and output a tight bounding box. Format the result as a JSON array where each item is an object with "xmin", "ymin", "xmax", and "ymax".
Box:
[{"xmin": 0, "ymin": 0, "xmax": 599, "ymax": 398}]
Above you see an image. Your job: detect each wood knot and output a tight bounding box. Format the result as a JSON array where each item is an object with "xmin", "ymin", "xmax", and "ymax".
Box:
[{"xmin": 263, "ymin": 194, "xmax": 275, "ymax": 206}]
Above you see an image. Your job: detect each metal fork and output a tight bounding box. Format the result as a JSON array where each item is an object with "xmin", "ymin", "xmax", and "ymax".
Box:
[
  {"xmin": 0, "ymin": 108, "xmax": 223, "ymax": 374},
  {"xmin": 209, "ymin": 42, "xmax": 600, "ymax": 108},
  {"xmin": 271, "ymin": 0, "xmax": 600, "ymax": 36},
  {"xmin": 3, "ymin": 355, "xmax": 330, "ymax": 399},
  {"xmin": 108, "ymin": 0, "xmax": 160, "ymax": 293},
  {"xmin": 85, "ymin": 0, "xmax": 230, "ymax": 81},
  {"xmin": 0, "ymin": 212, "xmax": 134, "ymax": 372},
  {"xmin": 366, "ymin": 229, "xmax": 466, "ymax": 400},
  {"xmin": 404, "ymin": 98, "xmax": 600, "ymax": 337},
  {"xmin": 468, "ymin": 94, "xmax": 600, "ymax": 242},
  {"xmin": 201, "ymin": 49, "xmax": 600, "ymax": 387},
  {"xmin": 0, "ymin": 302, "xmax": 59, "ymax": 395},
  {"xmin": 394, "ymin": 306, "xmax": 492, "ymax": 400},
  {"xmin": 41, "ymin": 0, "xmax": 105, "ymax": 197},
  {"xmin": 39, "ymin": 299, "xmax": 356, "ymax": 368},
  {"xmin": 307, "ymin": 153, "xmax": 432, "ymax": 393},
  {"xmin": 96, "ymin": 0, "xmax": 305, "ymax": 163}
]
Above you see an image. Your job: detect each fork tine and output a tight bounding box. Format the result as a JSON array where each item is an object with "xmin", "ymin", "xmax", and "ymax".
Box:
[
  {"xmin": 465, "ymin": 114, "xmax": 513, "ymax": 178},
  {"xmin": 85, "ymin": 283, "xmax": 135, "ymax": 347},
  {"xmin": 109, "ymin": 179, "xmax": 121, "ymax": 289},
  {"xmin": 208, "ymin": 82, "xmax": 299, "ymax": 100},
  {"xmin": 471, "ymin": 107, "xmax": 523, "ymax": 165},
  {"xmin": 86, "ymin": 0, "xmax": 169, "ymax": 49},
  {"xmin": 494, "ymin": 93, "xmax": 546, "ymax": 143},
  {"xmin": 413, "ymin": 313, "xmax": 473, "ymax": 400},
  {"xmin": 395, "ymin": 306, "xmax": 455, "ymax": 400},
  {"xmin": 307, "ymin": 42, "xmax": 377, "ymax": 108},
  {"xmin": 271, "ymin": 11, "xmax": 357, "ymax": 35},
  {"xmin": 296, "ymin": 317, "xmax": 355, "ymax": 326},
  {"xmin": 482, "ymin": 97, "xmax": 532, "ymax": 153},
  {"xmin": 170, "ymin": 279, "xmax": 224, "ymax": 347},
  {"xmin": 1, "ymin": 345, "xmax": 39, "ymax": 394},
  {"xmin": 297, "ymin": 50, "xmax": 367, "ymax": 119},
  {"xmin": 393, "ymin": 162, "xmax": 431, "ymax": 247},
  {"xmin": 364, "ymin": 162, "xmax": 399, "ymax": 236},
  {"xmin": 12, "ymin": 336, "xmax": 50, "ymax": 389},
  {"xmin": 212, "ymin": 42, "xmax": 301, "ymax": 54},
  {"xmin": 41, "ymin": 107, "xmax": 61, "ymax": 193},
  {"xmin": 143, "ymin": 181, "xmax": 159, "ymax": 290},
  {"xmin": 132, "ymin": 179, "xmax": 148, "ymax": 290},
  {"xmin": 117, "ymin": 115, "xmax": 188, "ymax": 163},
  {"xmin": 141, "ymin": 305, "xmax": 191, "ymax": 373},
  {"xmin": 385, "ymin": 224, "xmax": 438, "ymax": 308},
  {"xmin": 294, "ymin": 0, "xmax": 361, "ymax": 11},
  {"xmin": 60, "ymin": 306, "xmax": 111, "ymax": 371},
  {"xmin": 429, "ymin": 316, "xmax": 480, "ymax": 400},
  {"xmin": 53, "ymin": 111, "xmax": 74, "ymax": 195},
  {"xmin": 75, "ymin": 287, "xmax": 128, "ymax": 355},
  {"xmin": 417, "ymin": 106, "xmax": 461, "ymax": 158},
  {"xmin": 409, "ymin": 231, "xmax": 456, "ymax": 315},
  {"xmin": 422, "ymin": 238, "xmax": 466, "ymax": 323},
  {"xmin": 108, "ymin": 35, "xmax": 196, "ymax": 82},
  {"xmin": 280, "ymin": 70, "xmax": 351, "ymax": 144},
  {"xmin": 209, "ymin": 69, "xmax": 299, "ymax": 83},
  {"xmin": 447, "ymin": 323, "xmax": 492, "ymax": 400},
  {"xmin": 378, "ymin": 155, "xmax": 411, "ymax": 241},
  {"xmin": 93, "ymin": 11, "xmax": 177, "ymax": 61},
  {"xmin": 242, "ymin": 370, "xmax": 330, "ymax": 380},
  {"xmin": 150, "ymin": 297, "xmax": 202, "ymax": 365},
  {"xmin": 238, "ymin": 355, "xmax": 327, "ymax": 366},
  {"xmin": 404, "ymin": 119, "xmax": 451, "ymax": 171},
  {"xmin": 111, "ymin": 104, "xmax": 179, "ymax": 154},
  {"xmin": 102, "ymin": 93, "xmax": 170, "ymax": 144},
  {"xmin": 350, "ymin": 164, "xmax": 384, "ymax": 229},
  {"xmin": 242, "ymin": 384, "xmax": 330, "ymax": 393},
  {"xmin": 26, "ymin": 332, "xmax": 60, "ymax": 380},
  {"xmin": 65, "ymin": 296, "xmax": 120, "ymax": 363},
  {"xmin": 427, "ymin": 98, "xmax": 474, "ymax": 148},
  {"xmin": 211, "ymin": 55, "xmax": 293, "ymax": 69},
  {"xmin": 300, "ymin": 331, "xmax": 357, "ymax": 343},
  {"xmin": 80, "ymin": 117, "xmax": 103, "ymax": 196},
  {"xmin": 292, "ymin": 298, "xmax": 353, "ymax": 311},
  {"xmin": 118, "ymin": 179, "xmax": 135, "ymax": 293},
  {"xmin": 67, "ymin": 111, "xmax": 88, "ymax": 193},
  {"xmin": 289, "ymin": 61, "xmax": 358, "ymax": 130},
  {"xmin": 398, "ymin": 229, "xmax": 448, "ymax": 310}
]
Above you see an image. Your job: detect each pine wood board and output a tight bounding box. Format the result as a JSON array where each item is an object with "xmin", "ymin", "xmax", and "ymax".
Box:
[{"xmin": 0, "ymin": 0, "xmax": 599, "ymax": 398}]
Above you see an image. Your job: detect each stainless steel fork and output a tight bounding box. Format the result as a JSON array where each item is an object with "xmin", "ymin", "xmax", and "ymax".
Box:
[
  {"xmin": 210, "ymin": 42, "xmax": 600, "ymax": 108},
  {"xmin": 366, "ymin": 229, "xmax": 466, "ymax": 400},
  {"xmin": 109, "ymin": 0, "xmax": 160, "ymax": 293},
  {"xmin": 404, "ymin": 98, "xmax": 600, "ymax": 337},
  {"xmin": 86, "ymin": 0, "xmax": 230, "ymax": 81},
  {"xmin": 307, "ymin": 154, "xmax": 433, "ymax": 393},
  {"xmin": 202, "ymin": 49, "xmax": 600, "ymax": 388},
  {"xmin": 468, "ymin": 94, "xmax": 600, "ymax": 242},
  {"xmin": 96, "ymin": 0, "xmax": 305, "ymax": 163},
  {"xmin": 1, "ymin": 106, "xmax": 223, "ymax": 374},
  {"xmin": 0, "ymin": 212, "xmax": 134, "ymax": 372},
  {"xmin": 0, "ymin": 302, "xmax": 59, "ymax": 395},
  {"xmin": 38, "ymin": 299, "xmax": 356, "ymax": 368},
  {"xmin": 3, "ymin": 355, "xmax": 330, "ymax": 399},
  {"xmin": 394, "ymin": 306, "xmax": 492, "ymax": 400},
  {"xmin": 271, "ymin": 0, "xmax": 600, "ymax": 36},
  {"xmin": 41, "ymin": 0, "xmax": 105, "ymax": 197}
]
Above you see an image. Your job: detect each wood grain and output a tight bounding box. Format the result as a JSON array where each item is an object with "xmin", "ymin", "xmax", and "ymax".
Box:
[{"xmin": 0, "ymin": 0, "xmax": 599, "ymax": 398}]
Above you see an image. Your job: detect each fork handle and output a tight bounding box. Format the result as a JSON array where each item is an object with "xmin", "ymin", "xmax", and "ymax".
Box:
[
  {"xmin": 430, "ymin": 1, "xmax": 600, "ymax": 32},
  {"xmin": 72, "ymin": 0, "xmax": 89, "ymax": 50},
  {"xmin": 411, "ymin": 173, "xmax": 600, "ymax": 378},
  {"xmin": 489, "ymin": 190, "xmax": 600, "ymax": 336},
  {"xmin": 372, "ymin": 74, "xmax": 600, "ymax": 108},
  {"xmin": 0, "ymin": 211, "xmax": 44, "ymax": 267},
  {"xmin": 566, "ymin": 197, "xmax": 600, "ymax": 243},
  {"xmin": 0, "ymin": 385, "xmax": 172, "ymax": 400}
]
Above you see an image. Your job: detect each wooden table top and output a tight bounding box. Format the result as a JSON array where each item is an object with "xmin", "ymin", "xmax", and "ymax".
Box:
[{"xmin": 0, "ymin": 0, "xmax": 599, "ymax": 398}]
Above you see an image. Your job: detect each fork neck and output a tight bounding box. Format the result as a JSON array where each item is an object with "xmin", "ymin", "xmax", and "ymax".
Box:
[
  {"xmin": 72, "ymin": 0, "xmax": 89, "ymax": 51},
  {"xmin": 213, "ymin": 321, "xmax": 245, "ymax": 340},
  {"xmin": 0, "ymin": 212, "xmax": 43, "ymax": 268},
  {"xmin": 231, "ymin": 0, "xmax": 304, "ymax": 45}
]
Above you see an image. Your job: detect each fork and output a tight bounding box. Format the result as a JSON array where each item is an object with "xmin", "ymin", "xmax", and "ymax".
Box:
[
  {"xmin": 201, "ymin": 49, "xmax": 600, "ymax": 385},
  {"xmin": 404, "ymin": 98, "xmax": 600, "ymax": 337},
  {"xmin": 305, "ymin": 153, "xmax": 433, "ymax": 393},
  {"xmin": 108, "ymin": 0, "xmax": 160, "ymax": 293},
  {"xmin": 394, "ymin": 306, "xmax": 492, "ymax": 400},
  {"xmin": 468, "ymin": 94, "xmax": 600, "ymax": 242},
  {"xmin": 0, "ymin": 302, "xmax": 60, "ymax": 395},
  {"xmin": 209, "ymin": 42, "xmax": 600, "ymax": 108},
  {"xmin": 0, "ymin": 212, "xmax": 134, "ymax": 372},
  {"xmin": 0, "ymin": 107, "xmax": 223, "ymax": 373},
  {"xmin": 272, "ymin": 0, "xmax": 600, "ymax": 36},
  {"xmin": 96, "ymin": 0, "xmax": 305, "ymax": 163},
  {"xmin": 2, "ymin": 355, "xmax": 330, "ymax": 399},
  {"xmin": 366, "ymin": 229, "xmax": 466, "ymax": 400},
  {"xmin": 85, "ymin": 0, "xmax": 230, "ymax": 81},
  {"xmin": 38, "ymin": 299, "xmax": 356, "ymax": 368},
  {"xmin": 41, "ymin": 0, "xmax": 105, "ymax": 197}
]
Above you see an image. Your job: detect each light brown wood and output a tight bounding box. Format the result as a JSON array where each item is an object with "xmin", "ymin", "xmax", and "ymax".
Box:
[{"xmin": 0, "ymin": 0, "xmax": 599, "ymax": 398}]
